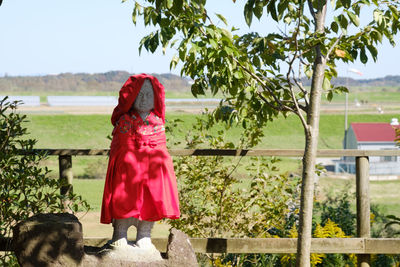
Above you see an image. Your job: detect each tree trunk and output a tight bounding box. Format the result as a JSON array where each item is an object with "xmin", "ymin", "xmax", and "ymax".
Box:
[{"xmin": 296, "ymin": 2, "xmax": 327, "ymax": 266}]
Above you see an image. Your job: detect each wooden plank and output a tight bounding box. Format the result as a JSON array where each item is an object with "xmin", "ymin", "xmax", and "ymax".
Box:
[
  {"xmin": 356, "ymin": 156, "xmax": 371, "ymax": 266},
  {"xmin": 365, "ymin": 238, "xmax": 400, "ymax": 254},
  {"xmin": 59, "ymin": 155, "xmax": 73, "ymax": 196},
  {"xmin": 82, "ymin": 238, "xmax": 400, "ymax": 254},
  {"xmin": 18, "ymin": 149, "xmax": 400, "ymax": 157},
  {"xmin": 3, "ymin": 237, "xmax": 400, "ymax": 254}
]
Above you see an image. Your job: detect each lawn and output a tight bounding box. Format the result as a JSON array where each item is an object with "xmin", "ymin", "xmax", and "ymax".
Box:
[
  {"xmin": 21, "ymin": 112, "xmax": 400, "ymax": 236},
  {"xmin": 24, "ymin": 112, "xmax": 399, "ymax": 179},
  {"xmin": 24, "ymin": 113, "xmax": 399, "ymax": 150}
]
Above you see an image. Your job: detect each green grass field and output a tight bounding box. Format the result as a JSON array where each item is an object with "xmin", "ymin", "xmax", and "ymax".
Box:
[
  {"xmin": 20, "ymin": 112, "xmax": 400, "ymax": 218},
  {"xmin": 24, "ymin": 113, "xmax": 399, "ymax": 149}
]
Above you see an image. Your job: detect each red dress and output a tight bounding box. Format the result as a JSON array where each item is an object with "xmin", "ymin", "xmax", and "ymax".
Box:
[{"xmin": 100, "ymin": 74, "xmax": 180, "ymax": 224}]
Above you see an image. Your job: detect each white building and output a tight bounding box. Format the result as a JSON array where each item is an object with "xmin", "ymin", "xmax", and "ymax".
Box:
[{"xmin": 337, "ymin": 120, "xmax": 400, "ymax": 177}]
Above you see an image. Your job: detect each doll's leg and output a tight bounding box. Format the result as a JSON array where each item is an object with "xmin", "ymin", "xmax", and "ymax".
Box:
[
  {"xmin": 111, "ymin": 217, "xmax": 139, "ymax": 247},
  {"xmin": 136, "ymin": 220, "xmax": 156, "ymax": 250}
]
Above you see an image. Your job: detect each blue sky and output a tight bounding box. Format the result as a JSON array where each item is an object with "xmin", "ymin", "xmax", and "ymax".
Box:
[{"xmin": 0, "ymin": 0, "xmax": 399, "ymax": 79}]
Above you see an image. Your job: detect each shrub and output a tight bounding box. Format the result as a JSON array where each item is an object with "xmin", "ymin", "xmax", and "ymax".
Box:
[
  {"xmin": 0, "ymin": 97, "xmax": 89, "ymax": 265},
  {"xmin": 167, "ymin": 115, "xmax": 301, "ymax": 266}
]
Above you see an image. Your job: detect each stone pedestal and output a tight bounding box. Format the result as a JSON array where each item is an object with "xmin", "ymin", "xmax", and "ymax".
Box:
[
  {"xmin": 13, "ymin": 213, "xmax": 198, "ymax": 267},
  {"xmin": 13, "ymin": 213, "xmax": 84, "ymax": 267}
]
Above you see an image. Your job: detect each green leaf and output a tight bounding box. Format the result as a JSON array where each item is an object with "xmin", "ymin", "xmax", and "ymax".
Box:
[
  {"xmin": 322, "ymin": 77, "xmax": 331, "ymax": 91},
  {"xmin": 331, "ymin": 21, "xmax": 339, "ymax": 33},
  {"xmin": 221, "ymin": 28, "xmax": 233, "ymax": 40},
  {"xmin": 167, "ymin": 0, "xmax": 173, "ymax": 9},
  {"xmin": 170, "ymin": 55, "xmax": 179, "ymax": 70},
  {"xmin": 338, "ymin": 14, "xmax": 348, "ymax": 30},
  {"xmin": 360, "ymin": 47, "xmax": 368, "ymax": 64},
  {"xmin": 340, "ymin": 0, "xmax": 351, "ymax": 9},
  {"xmin": 327, "ymin": 91, "xmax": 333, "ymax": 102},
  {"xmin": 267, "ymin": 1, "xmax": 278, "ymax": 21},
  {"xmin": 373, "ymin": 9, "xmax": 383, "ymax": 24},
  {"xmin": 305, "ymin": 68, "xmax": 313, "ymax": 79},
  {"xmin": 244, "ymin": 1, "xmax": 254, "ymax": 26},
  {"xmin": 367, "ymin": 45, "xmax": 378, "ymax": 61},
  {"xmin": 389, "ymin": 5, "xmax": 399, "ymax": 20},
  {"xmin": 252, "ymin": 56, "xmax": 261, "ymax": 68},
  {"xmin": 284, "ymin": 16, "xmax": 292, "ymax": 24},
  {"xmin": 172, "ymin": 0, "xmax": 183, "ymax": 15},
  {"xmin": 346, "ymin": 11, "xmax": 360, "ymax": 27},
  {"xmin": 334, "ymin": 86, "xmax": 349, "ymax": 93},
  {"xmin": 216, "ymin": 13, "xmax": 228, "ymax": 26},
  {"xmin": 253, "ymin": 1, "xmax": 264, "ymax": 19}
]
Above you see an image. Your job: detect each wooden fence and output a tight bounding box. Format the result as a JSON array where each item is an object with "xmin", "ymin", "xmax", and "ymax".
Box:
[{"xmin": 2, "ymin": 149, "xmax": 400, "ymax": 266}]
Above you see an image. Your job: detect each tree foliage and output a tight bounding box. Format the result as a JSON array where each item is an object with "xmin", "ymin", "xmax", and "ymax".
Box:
[
  {"xmin": 0, "ymin": 97, "xmax": 89, "ymax": 265},
  {"xmin": 131, "ymin": 0, "xmax": 399, "ymax": 130}
]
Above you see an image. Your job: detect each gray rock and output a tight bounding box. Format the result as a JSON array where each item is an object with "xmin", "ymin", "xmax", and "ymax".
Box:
[
  {"xmin": 13, "ymin": 213, "xmax": 84, "ymax": 267},
  {"xmin": 166, "ymin": 228, "xmax": 198, "ymax": 267}
]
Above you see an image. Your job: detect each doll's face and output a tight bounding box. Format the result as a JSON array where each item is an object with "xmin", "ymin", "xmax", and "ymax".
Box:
[{"xmin": 133, "ymin": 79, "xmax": 154, "ymax": 113}]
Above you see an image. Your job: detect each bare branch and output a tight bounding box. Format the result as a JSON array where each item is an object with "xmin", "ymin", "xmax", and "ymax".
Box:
[
  {"xmin": 256, "ymin": 91, "xmax": 294, "ymax": 112},
  {"xmin": 325, "ymin": 33, "xmax": 343, "ymax": 61},
  {"xmin": 232, "ymin": 57, "xmax": 289, "ymax": 109},
  {"xmin": 307, "ymin": 0, "xmax": 316, "ymax": 21},
  {"xmin": 285, "ymin": 4, "xmax": 308, "ymax": 129}
]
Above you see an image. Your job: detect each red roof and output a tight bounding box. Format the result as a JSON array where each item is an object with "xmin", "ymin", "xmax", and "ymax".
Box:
[{"xmin": 351, "ymin": 123, "xmax": 399, "ymax": 142}]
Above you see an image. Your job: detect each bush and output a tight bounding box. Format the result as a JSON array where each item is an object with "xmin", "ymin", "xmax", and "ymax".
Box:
[
  {"xmin": 0, "ymin": 97, "xmax": 89, "ymax": 265},
  {"xmin": 167, "ymin": 115, "xmax": 301, "ymax": 266}
]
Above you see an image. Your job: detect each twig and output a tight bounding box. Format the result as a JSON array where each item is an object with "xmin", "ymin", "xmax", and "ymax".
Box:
[
  {"xmin": 232, "ymin": 57, "xmax": 289, "ymax": 110},
  {"xmin": 325, "ymin": 33, "xmax": 343, "ymax": 61},
  {"xmin": 307, "ymin": 0, "xmax": 316, "ymax": 21},
  {"xmin": 286, "ymin": 4, "xmax": 308, "ymax": 129}
]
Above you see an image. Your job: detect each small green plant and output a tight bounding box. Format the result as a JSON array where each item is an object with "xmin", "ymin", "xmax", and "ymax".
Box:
[
  {"xmin": 315, "ymin": 188, "xmax": 356, "ymax": 236},
  {"xmin": 0, "ymin": 97, "xmax": 90, "ymax": 265},
  {"xmin": 82, "ymin": 157, "xmax": 108, "ymax": 179},
  {"xmin": 385, "ymin": 214, "xmax": 400, "ymax": 236}
]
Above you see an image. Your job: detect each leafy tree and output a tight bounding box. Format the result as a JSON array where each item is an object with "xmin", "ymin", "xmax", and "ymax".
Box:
[
  {"xmin": 129, "ymin": 0, "xmax": 400, "ymax": 265},
  {"xmin": 0, "ymin": 97, "xmax": 89, "ymax": 265}
]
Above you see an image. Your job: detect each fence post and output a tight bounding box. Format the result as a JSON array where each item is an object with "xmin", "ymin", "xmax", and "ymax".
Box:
[
  {"xmin": 356, "ymin": 156, "xmax": 370, "ymax": 267},
  {"xmin": 59, "ymin": 155, "xmax": 73, "ymax": 210}
]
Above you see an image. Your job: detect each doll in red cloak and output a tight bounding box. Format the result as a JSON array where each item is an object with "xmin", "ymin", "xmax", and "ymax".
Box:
[{"xmin": 101, "ymin": 74, "xmax": 180, "ymax": 249}]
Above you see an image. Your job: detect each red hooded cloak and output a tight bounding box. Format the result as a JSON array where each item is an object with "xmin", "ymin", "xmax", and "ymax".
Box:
[{"xmin": 100, "ymin": 74, "xmax": 180, "ymax": 224}]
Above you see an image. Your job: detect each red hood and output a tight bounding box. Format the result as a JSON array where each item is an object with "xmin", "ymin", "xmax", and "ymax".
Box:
[{"xmin": 111, "ymin": 74, "xmax": 165, "ymax": 126}]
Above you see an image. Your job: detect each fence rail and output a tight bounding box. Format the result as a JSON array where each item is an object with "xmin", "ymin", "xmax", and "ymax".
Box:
[
  {"xmin": 4, "ymin": 148, "xmax": 400, "ymax": 266},
  {"xmin": 19, "ymin": 148, "xmax": 400, "ymax": 157},
  {"xmin": 2, "ymin": 237, "xmax": 400, "ymax": 254}
]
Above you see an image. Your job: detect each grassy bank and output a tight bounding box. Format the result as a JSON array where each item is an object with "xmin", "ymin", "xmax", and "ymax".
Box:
[
  {"xmin": 23, "ymin": 113, "xmax": 400, "ymax": 217},
  {"xmin": 24, "ymin": 113, "xmax": 398, "ymax": 149}
]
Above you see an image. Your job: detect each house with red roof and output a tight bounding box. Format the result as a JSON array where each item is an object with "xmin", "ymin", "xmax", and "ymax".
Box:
[{"xmin": 339, "ymin": 120, "xmax": 400, "ymax": 176}]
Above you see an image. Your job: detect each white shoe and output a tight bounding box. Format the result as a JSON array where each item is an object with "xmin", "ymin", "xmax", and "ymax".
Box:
[
  {"xmin": 136, "ymin": 237, "xmax": 157, "ymax": 250},
  {"xmin": 109, "ymin": 237, "xmax": 129, "ymax": 248}
]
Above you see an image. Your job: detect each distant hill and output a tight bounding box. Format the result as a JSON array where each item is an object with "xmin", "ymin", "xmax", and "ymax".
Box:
[
  {"xmin": 1, "ymin": 71, "xmax": 399, "ymax": 93},
  {"xmin": 0, "ymin": 71, "xmax": 191, "ymax": 93}
]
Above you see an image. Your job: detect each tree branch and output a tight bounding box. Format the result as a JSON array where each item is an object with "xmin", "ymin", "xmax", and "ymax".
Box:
[
  {"xmin": 286, "ymin": 4, "xmax": 308, "ymax": 129},
  {"xmin": 307, "ymin": 0, "xmax": 316, "ymax": 21},
  {"xmin": 256, "ymin": 91, "xmax": 294, "ymax": 112},
  {"xmin": 232, "ymin": 57, "xmax": 290, "ymax": 110},
  {"xmin": 325, "ymin": 33, "xmax": 343, "ymax": 61}
]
